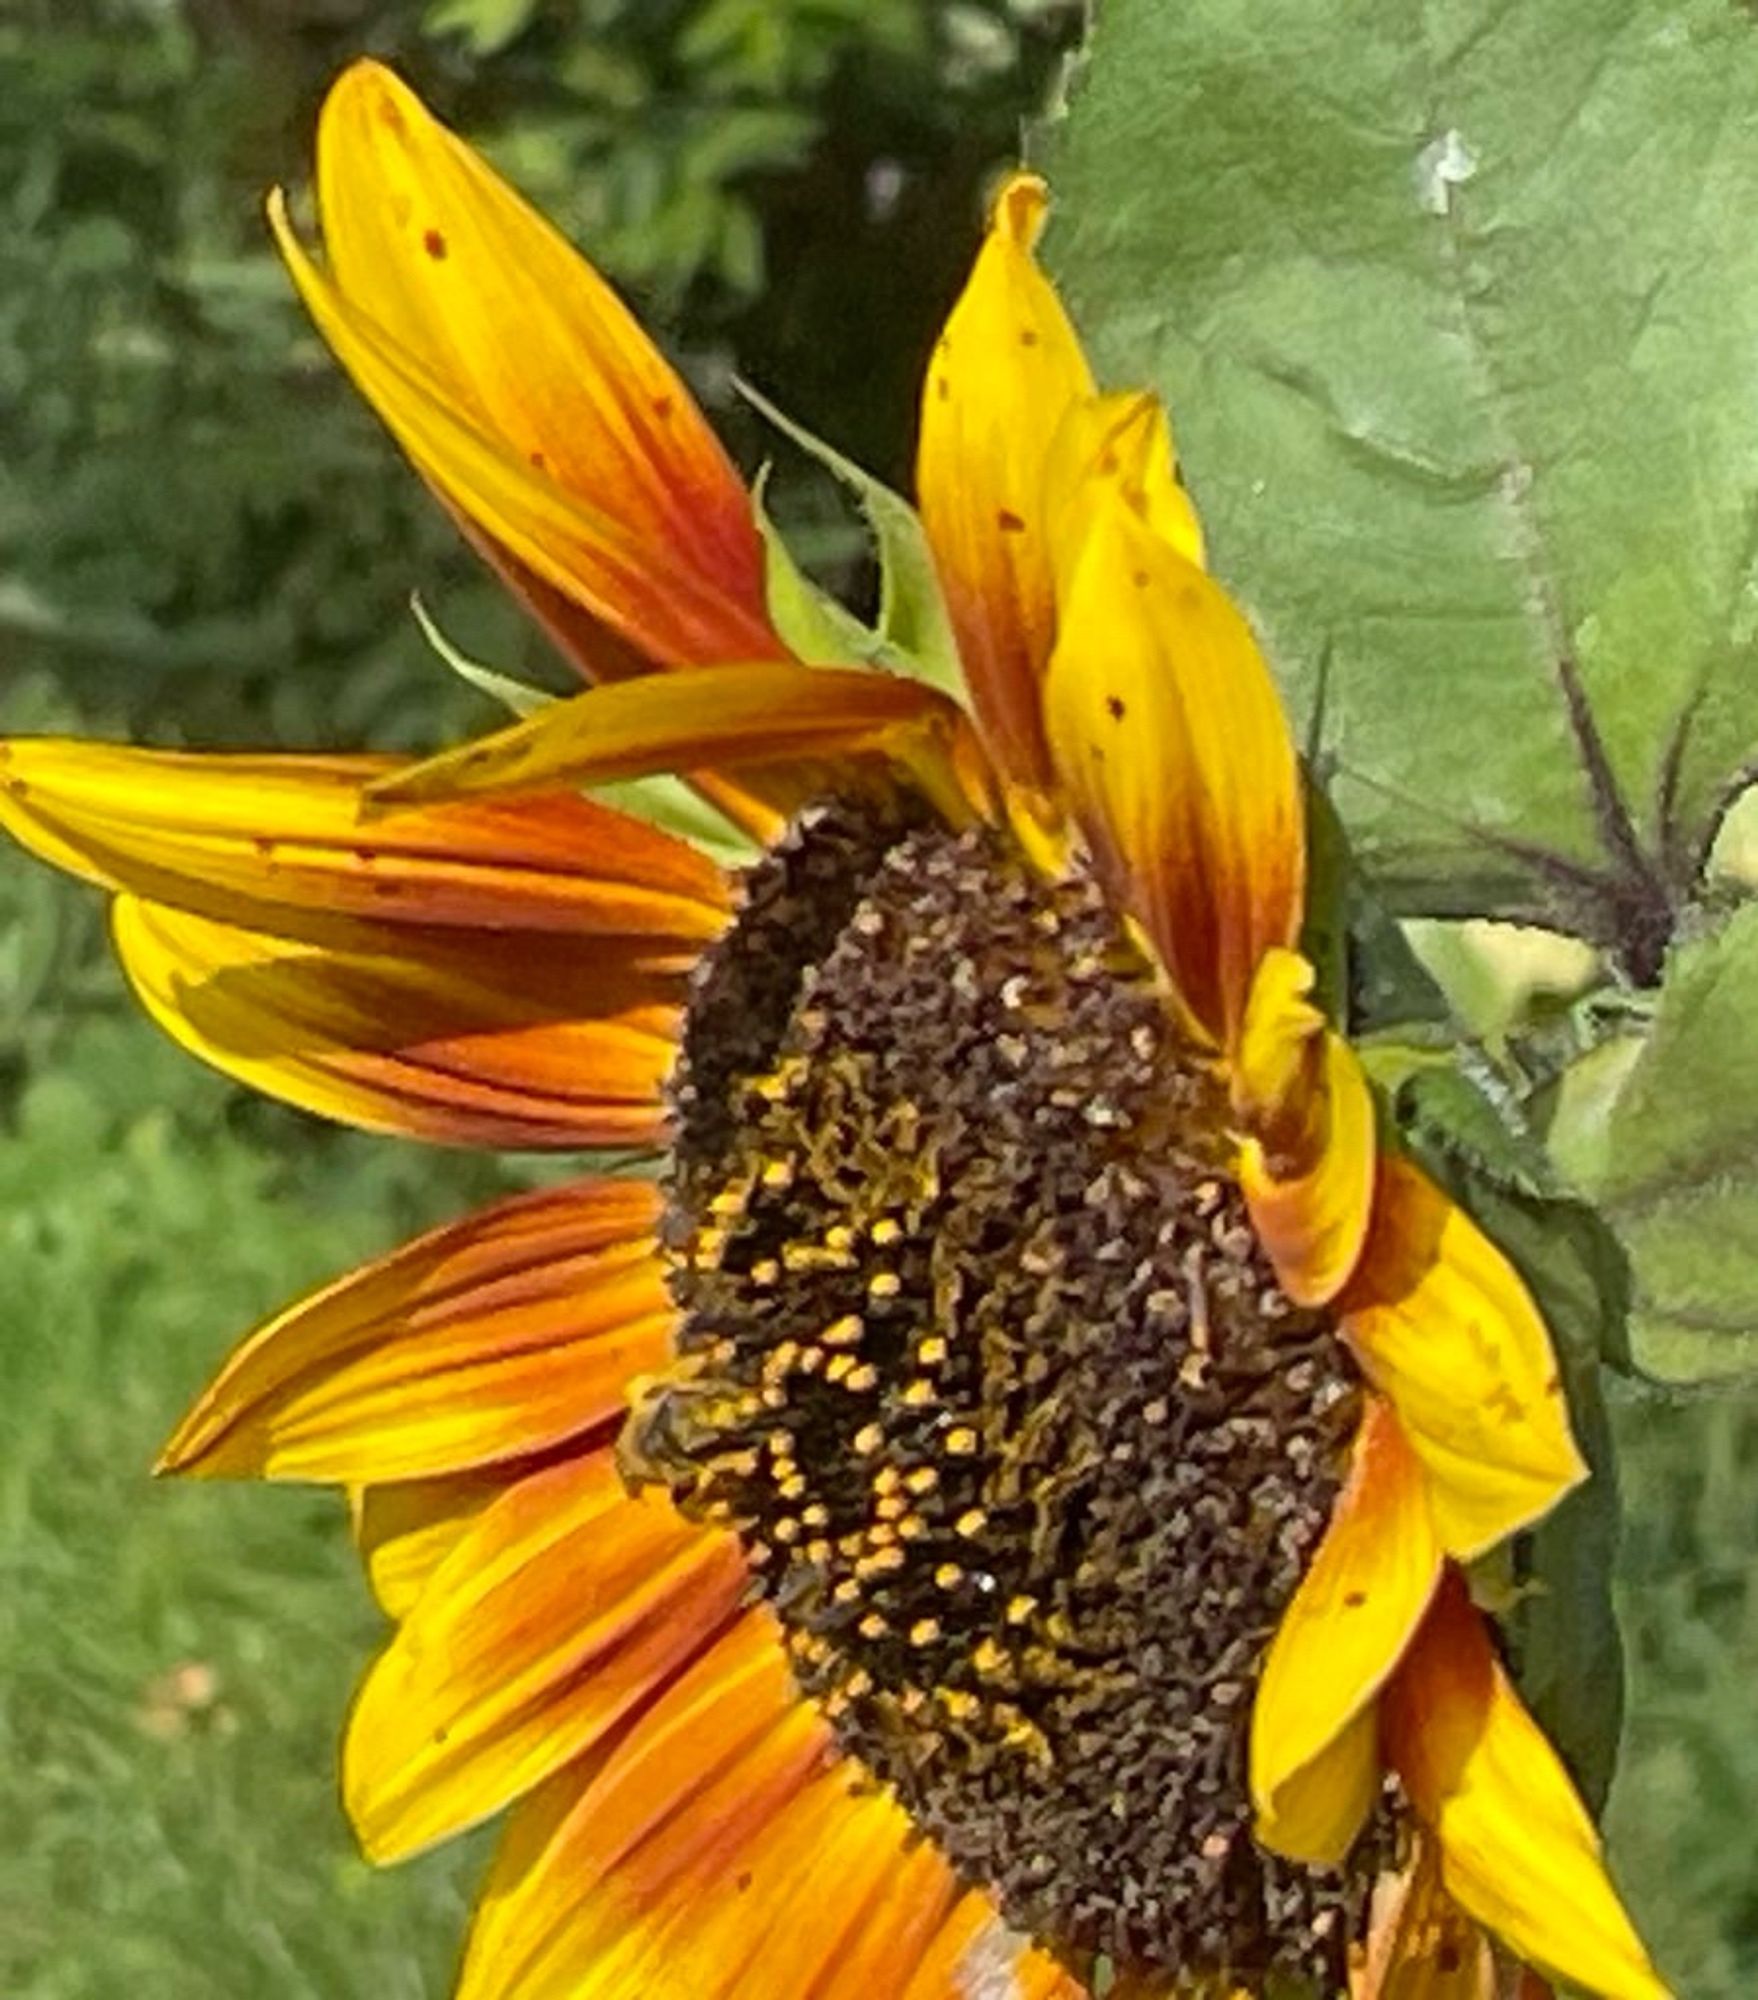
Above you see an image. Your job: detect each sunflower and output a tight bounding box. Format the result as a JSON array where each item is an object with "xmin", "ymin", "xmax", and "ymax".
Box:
[{"xmin": 0, "ymin": 60, "xmax": 1666, "ymax": 2000}]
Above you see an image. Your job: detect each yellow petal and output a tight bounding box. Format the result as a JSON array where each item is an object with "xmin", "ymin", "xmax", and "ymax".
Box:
[
  {"xmin": 362, "ymin": 659, "xmax": 967, "ymax": 814},
  {"xmin": 1042, "ymin": 480, "xmax": 1304, "ymax": 1048},
  {"xmin": 917, "ymin": 172, "xmax": 1095, "ymax": 792},
  {"xmin": 350, "ymin": 1471, "xmax": 510, "ymax": 1622},
  {"xmin": 1043, "ymin": 388, "xmax": 1206, "ymax": 585},
  {"xmin": 1341, "ymin": 1156, "xmax": 1587, "ymax": 1560},
  {"xmin": 288, "ymin": 62, "xmax": 780, "ymax": 670},
  {"xmin": 1383, "ymin": 1574, "xmax": 1671, "ymax": 2000},
  {"xmin": 344, "ymin": 1450, "xmax": 747, "ymax": 1863},
  {"xmin": 1253, "ymin": 1397, "xmax": 1441, "ymax": 1864},
  {"xmin": 1234, "ymin": 949, "xmax": 1378, "ymax": 1306},
  {"xmin": 112, "ymin": 895, "xmax": 678, "ymax": 1150},
  {"xmin": 0, "ymin": 738, "xmax": 729, "ymax": 947},
  {"xmin": 159, "ymin": 1181, "xmax": 670, "ymax": 1483}
]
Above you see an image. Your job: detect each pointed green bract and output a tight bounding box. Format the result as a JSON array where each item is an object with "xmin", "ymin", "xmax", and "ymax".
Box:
[{"xmin": 1045, "ymin": 0, "xmax": 1758, "ymax": 927}]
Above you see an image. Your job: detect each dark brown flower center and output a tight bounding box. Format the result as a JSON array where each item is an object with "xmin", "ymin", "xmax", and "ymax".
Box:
[{"xmin": 625, "ymin": 799, "xmax": 1378, "ymax": 1993}]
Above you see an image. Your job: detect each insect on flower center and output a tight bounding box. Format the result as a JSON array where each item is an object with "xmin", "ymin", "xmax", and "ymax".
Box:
[{"xmin": 625, "ymin": 801, "xmax": 1379, "ymax": 1992}]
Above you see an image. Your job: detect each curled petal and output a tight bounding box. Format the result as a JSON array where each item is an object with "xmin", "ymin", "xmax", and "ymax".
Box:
[
  {"xmin": 1342, "ymin": 1157, "xmax": 1586, "ymax": 1560},
  {"xmin": 112, "ymin": 896, "xmax": 678, "ymax": 1150},
  {"xmin": 159, "ymin": 1181, "xmax": 670, "ymax": 1483},
  {"xmin": 284, "ymin": 62, "xmax": 780, "ymax": 671},
  {"xmin": 344, "ymin": 1451, "xmax": 747, "ymax": 1863},
  {"xmin": 917, "ymin": 172, "xmax": 1095, "ymax": 792},
  {"xmin": 0, "ymin": 739, "xmax": 729, "ymax": 948},
  {"xmin": 1253, "ymin": 1397, "xmax": 1442, "ymax": 1865},
  {"xmin": 1043, "ymin": 484, "xmax": 1303, "ymax": 1047},
  {"xmin": 1235, "ymin": 947, "xmax": 1378, "ymax": 1306},
  {"xmin": 1384, "ymin": 1574, "xmax": 1670, "ymax": 2000}
]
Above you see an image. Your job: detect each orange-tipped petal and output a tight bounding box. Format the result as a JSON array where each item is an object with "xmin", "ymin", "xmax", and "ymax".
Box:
[
  {"xmin": 0, "ymin": 739, "xmax": 729, "ymax": 947},
  {"xmin": 459, "ymin": 1614, "xmax": 829, "ymax": 2000},
  {"xmin": 362, "ymin": 659, "xmax": 967, "ymax": 813},
  {"xmin": 284, "ymin": 62, "xmax": 781, "ymax": 671},
  {"xmin": 1383, "ymin": 1574, "xmax": 1670, "ymax": 2000},
  {"xmin": 344, "ymin": 1450, "xmax": 747, "ymax": 1863},
  {"xmin": 159, "ymin": 1181, "xmax": 670, "ymax": 1484},
  {"xmin": 1253, "ymin": 1396, "xmax": 1442, "ymax": 1864},
  {"xmin": 1234, "ymin": 948, "xmax": 1378, "ymax": 1306},
  {"xmin": 1042, "ymin": 480, "xmax": 1304, "ymax": 1048},
  {"xmin": 112, "ymin": 895, "xmax": 678, "ymax": 1150},
  {"xmin": 350, "ymin": 1470, "xmax": 511, "ymax": 1622},
  {"xmin": 917, "ymin": 172, "xmax": 1095, "ymax": 792},
  {"xmin": 1341, "ymin": 1157, "xmax": 1587, "ymax": 1560}
]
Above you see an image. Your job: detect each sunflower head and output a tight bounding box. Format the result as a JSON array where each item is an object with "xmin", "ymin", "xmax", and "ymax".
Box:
[{"xmin": 0, "ymin": 58, "xmax": 1668, "ymax": 2000}]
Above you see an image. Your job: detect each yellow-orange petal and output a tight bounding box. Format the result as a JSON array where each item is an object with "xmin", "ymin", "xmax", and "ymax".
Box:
[
  {"xmin": 1383, "ymin": 1575, "xmax": 1670, "ymax": 2000},
  {"xmin": 112, "ymin": 895, "xmax": 678, "ymax": 1150},
  {"xmin": 159, "ymin": 1181, "xmax": 670, "ymax": 1484},
  {"xmin": 1341, "ymin": 1156, "xmax": 1587, "ymax": 1560},
  {"xmin": 917, "ymin": 172, "xmax": 1096, "ymax": 793},
  {"xmin": 0, "ymin": 739, "xmax": 730, "ymax": 947},
  {"xmin": 1355, "ymin": 1839, "xmax": 1496, "ymax": 1999},
  {"xmin": 1042, "ymin": 479, "xmax": 1304, "ymax": 1048},
  {"xmin": 273, "ymin": 193, "xmax": 781, "ymax": 678},
  {"xmin": 291, "ymin": 62, "xmax": 782, "ymax": 669},
  {"xmin": 459, "ymin": 1614, "xmax": 829, "ymax": 2000},
  {"xmin": 1253, "ymin": 1396, "xmax": 1442, "ymax": 1864},
  {"xmin": 1234, "ymin": 949, "xmax": 1378, "ymax": 1307},
  {"xmin": 344, "ymin": 1449, "xmax": 747, "ymax": 1863},
  {"xmin": 362, "ymin": 658, "xmax": 969, "ymax": 816},
  {"xmin": 1043, "ymin": 389, "xmax": 1206, "ymax": 588},
  {"xmin": 350, "ymin": 1470, "xmax": 511, "ymax": 1621},
  {"xmin": 903, "ymin": 1897, "xmax": 1089, "ymax": 2000}
]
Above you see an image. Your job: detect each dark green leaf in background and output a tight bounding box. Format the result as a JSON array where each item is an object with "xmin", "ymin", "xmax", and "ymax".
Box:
[{"xmin": 1044, "ymin": 0, "xmax": 1758, "ymax": 960}]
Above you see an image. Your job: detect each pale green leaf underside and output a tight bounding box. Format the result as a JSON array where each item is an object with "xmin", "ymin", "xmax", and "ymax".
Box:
[
  {"xmin": 1045, "ymin": 0, "xmax": 1758, "ymax": 921},
  {"xmin": 1551, "ymin": 903, "xmax": 1758, "ymax": 1383}
]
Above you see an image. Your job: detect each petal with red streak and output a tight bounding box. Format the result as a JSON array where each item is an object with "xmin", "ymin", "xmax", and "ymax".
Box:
[{"xmin": 160, "ymin": 1180, "xmax": 670, "ymax": 1483}]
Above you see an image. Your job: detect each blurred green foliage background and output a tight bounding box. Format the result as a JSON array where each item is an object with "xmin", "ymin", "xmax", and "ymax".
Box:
[{"xmin": 0, "ymin": 2, "xmax": 1753, "ymax": 1995}]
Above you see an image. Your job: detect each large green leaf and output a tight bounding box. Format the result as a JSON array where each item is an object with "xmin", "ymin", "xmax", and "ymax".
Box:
[
  {"xmin": 1549, "ymin": 902, "xmax": 1758, "ymax": 1383},
  {"xmin": 1044, "ymin": 0, "xmax": 1758, "ymax": 943}
]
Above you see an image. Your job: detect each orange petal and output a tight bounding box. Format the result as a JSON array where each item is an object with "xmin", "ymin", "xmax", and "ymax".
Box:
[
  {"xmin": 1042, "ymin": 479, "xmax": 1304, "ymax": 1048},
  {"xmin": 362, "ymin": 658, "xmax": 968, "ymax": 816},
  {"xmin": 903, "ymin": 1897, "xmax": 1089, "ymax": 2000},
  {"xmin": 283, "ymin": 62, "xmax": 782, "ymax": 671},
  {"xmin": 1234, "ymin": 948, "xmax": 1378, "ymax": 1307},
  {"xmin": 344, "ymin": 1449, "xmax": 747, "ymax": 1863},
  {"xmin": 459, "ymin": 1613, "xmax": 829, "ymax": 2000},
  {"xmin": 917, "ymin": 172, "xmax": 1095, "ymax": 792},
  {"xmin": 159, "ymin": 1181, "xmax": 670, "ymax": 1483},
  {"xmin": 1355, "ymin": 1838, "xmax": 1496, "ymax": 1999},
  {"xmin": 112, "ymin": 895, "xmax": 678, "ymax": 1149},
  {"xmin": 0, "ymin": 739, "xmax": 730, "ymax": 947},
  {"xmin": 350, "ymin": 1470, "xmax": 512, "ymax": 1621},
  {"xmin": 1383, "ymin": 1575, "xmax": 1670, "ymax": 2000},
  {"xmin": 1341, "ymin": 1156, "xmax": 1587, "ymax": 1560},
  {"xmin": 1253, "ymin": 1396, "xmax": 1442, "ymax": 1864}
]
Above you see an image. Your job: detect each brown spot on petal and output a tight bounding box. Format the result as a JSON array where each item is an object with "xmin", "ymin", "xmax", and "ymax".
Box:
[
  {"xmin": 1106, "ymin": 695, "xmax": 1127, "ymax": 722},
  {"xmin": 422, "ymin": 228, "xmax": 448, "ymax": 261},
  {"xmin": 996, "ymin": 508, "xmax": 1027, "ymax": 535}
]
